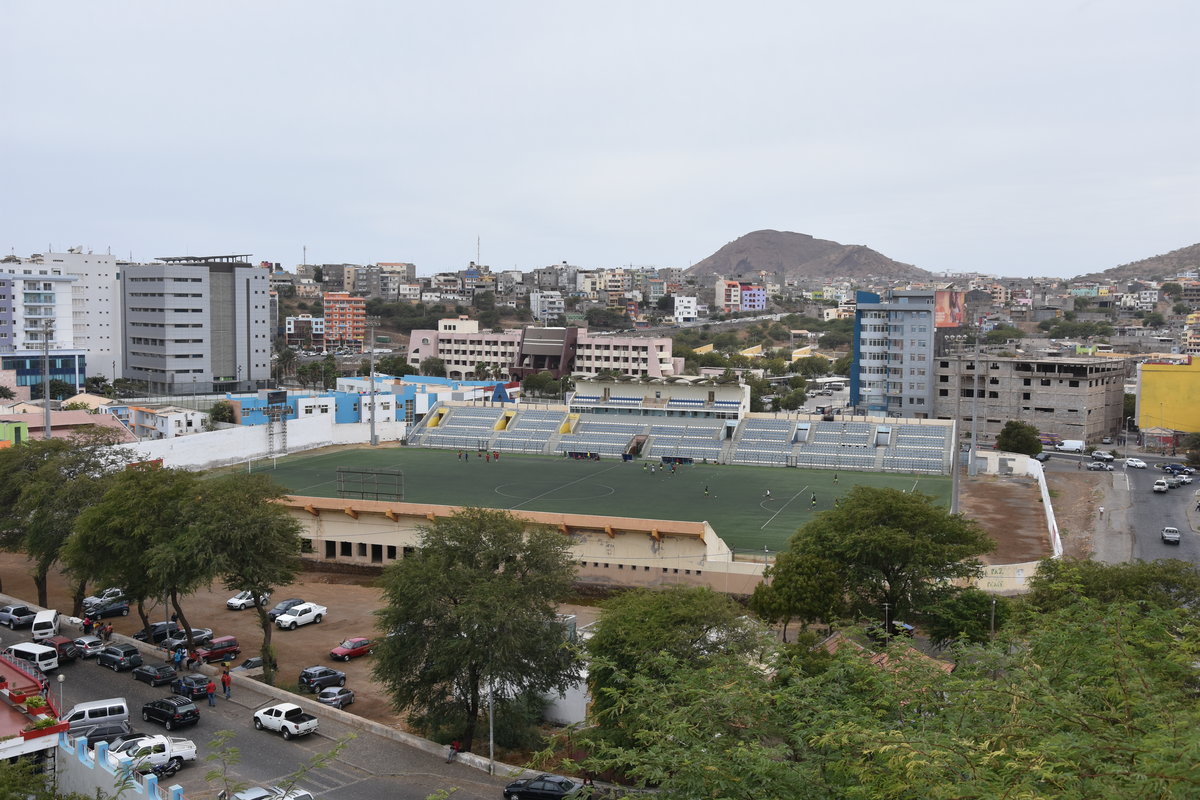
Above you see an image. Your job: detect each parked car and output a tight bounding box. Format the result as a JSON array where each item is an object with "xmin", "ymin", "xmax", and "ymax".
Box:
[
  {"xmin": 221, "ymin": 788, "xmax": 315, "ymax": 800},
  {"xmin": 1033, "ymin": 452, "xmax": 1051, "ymax": 463},
  {"xmin": 266, "ymin": 599, "xmax": 305, "ymax": 622},
  {"xmin": 329, "ymin": 637, "xmax": 372, "ymax": 661},
  {"xmin": 1087, "ymin": 462, "xmax": 1114, "ymax": 471},
  {"xmin": 75, "ymin": 720, "xmax": 134, "ymax": 746},
  {"xmin": 1125, "ymin": 458, "xmax": 1147, "ymax": 469},
  {"xmin": 74, "ymin": 635, "xmax": 105, "ymax": 658},
  {"xmin": 315, "ymin": 687, "xmax": 355, "ymax": 709},
  {"xmin": 97, "ymin": 643, "xmax": 143, "ymax": 671},
  {"xmin": 134, "ymin": 621, "xmax": 180, "ymax": 644},
  {"xmin": 86, "ymin": 598, "xmax": 130, "ymax": 619},
  {"xmin": 253, "ymin": 703, "xmax": 318, "ymax": 740},
  {"xmin": 132, "ymin": 663, "xmax": 178, "ymax": 687},
  {"xmin": 44, "ymin": 635, "xmax": 81, "ymax": 663},
  {"xmin": 105, "ymin": 733, "xmax": 197, "ymax": 772},
  {"xmin": 298, "ymin": 666, "xmax": 345, "ymax": 692},
  {"xmin": 230, "ymin": 655, "xmax": 276, "ymax": 673},
  {"xmin": 195, "ymin": 636, "xmax": 241, "ymax": 664},
  {"xmin": 227, "ymin": 590, "xmax": 269, "ymax": 611},
  {"xmin": 1162, "ymin": 526, "xmax": 1182, "ymax": 545},
  {"xmin": 502, "ymin": 774, "xmax": 582, "ymax": 800},
  {"xmin": 141, "ymin": 695, "xmax": 200, "ymax": 730},
  {"xmin": 170, "ymin": 673, "xmax": 211, "ymax": 701},
  {"xmin": 0, "ymin": 605, "xmax": 38, "ymax": 629},
  {"xmin": 275, "ymin": 603, "xmax": 326, "ymax": 630},
  {"xmin": 162, "ymin": 628, "xmax": 214, "ymax": 652},
  {"xmin": 1091, "ymin": 451, "xmax": 1115, "ymax": 462},
  {"xmin": 83, "ymin": 587, "xmax": 124, "ymax": 607}
]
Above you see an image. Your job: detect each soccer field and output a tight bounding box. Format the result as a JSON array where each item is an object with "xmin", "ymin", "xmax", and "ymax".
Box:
[{"xmin": 254, "ymin": 447, "xmax": 952, "ymax": 553}]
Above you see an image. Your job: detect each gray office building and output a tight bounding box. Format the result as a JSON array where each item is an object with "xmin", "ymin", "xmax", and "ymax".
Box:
[
  {"xmin": 851, "ymin": 289, "xmax": 938, "ymax": 418},
  {"xmin": 121, "ymin": 255, "xmax": 271, "ymax": 394}
]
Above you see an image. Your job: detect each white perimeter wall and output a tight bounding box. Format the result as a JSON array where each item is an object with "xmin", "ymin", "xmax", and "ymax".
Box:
[{"xmin": 125, "ymin": 416, "xmax": 408, "ymax": 470}]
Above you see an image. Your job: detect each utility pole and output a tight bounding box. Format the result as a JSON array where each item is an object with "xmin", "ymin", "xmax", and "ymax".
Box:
[
  {"xmin": 41, "ymin": 320, "xmax": 53, "ymax": 438},
  {"xmin": 968, "ymin": 318, "xmax": 982, "ymax": 476},
  {"xmin": 367, "ymin": 316, "xmax": 380, "ymax": 446}
]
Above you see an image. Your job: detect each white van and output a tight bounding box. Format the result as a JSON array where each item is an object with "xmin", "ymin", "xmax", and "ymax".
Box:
[
  {"xmin": 31, "ymin": 610, "xmax": 59, "ymax": 641},
  {"xmin": 1055, "ymin": 439, "xmax": 1085, "ymax": 453},
  {"xmin": 63, "ymin": 697, "xmax": 130, "ymax": 733},
  {"xmin": 4, "ymin": 642, "xmax": 59, "ymax": 672}
]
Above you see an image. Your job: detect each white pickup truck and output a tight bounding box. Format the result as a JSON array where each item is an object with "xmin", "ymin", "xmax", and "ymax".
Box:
[
  {"xmin": 275, "ymin": 603, "xmax": 327, "ymax": 630},
  {"xmin": 253, "ymin": 703, "xmax": 319, "ymax": 739},
  {"xmin": 106, "ymin": 734, "xmax": 197, "ymax": 771}
]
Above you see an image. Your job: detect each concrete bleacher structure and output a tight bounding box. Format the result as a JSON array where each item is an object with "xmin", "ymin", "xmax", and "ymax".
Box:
[{"xmin": 406, "ymin": 385, "xmax": 955, "ymax": 476}]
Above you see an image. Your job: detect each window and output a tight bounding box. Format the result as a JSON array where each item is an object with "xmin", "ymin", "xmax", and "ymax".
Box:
[{"xmin": 339, "ymin": 541, "xmax": 351, "ymax": 557}]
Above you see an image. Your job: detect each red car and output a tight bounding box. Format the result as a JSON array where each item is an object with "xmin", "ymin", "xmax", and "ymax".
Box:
[{"xmin": 329, "ymin": 637, "xmax": 373, "ymax": 661}]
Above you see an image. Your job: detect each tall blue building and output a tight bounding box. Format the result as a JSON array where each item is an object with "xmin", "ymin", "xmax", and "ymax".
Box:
[{"xmin": 850, "ymin": 289, "xmax": 938, "ymax": 418}]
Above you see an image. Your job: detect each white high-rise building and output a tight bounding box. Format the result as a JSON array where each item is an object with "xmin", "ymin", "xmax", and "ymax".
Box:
[
  {"xmin": 40, "ymin": 250, "xmax": 124, "ymax": 380},
  {"xmin": 0, "ymin": 255, "xmax": 86, "ymax": 394},
  {"xmin": 121, "ymin": 255, "xmax": 271, "ymax": 394}
]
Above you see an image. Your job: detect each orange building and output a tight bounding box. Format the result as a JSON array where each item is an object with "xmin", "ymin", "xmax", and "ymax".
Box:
[{"xmin": 322, "ymin": 292, "xmax": 367, "ymax": 351}]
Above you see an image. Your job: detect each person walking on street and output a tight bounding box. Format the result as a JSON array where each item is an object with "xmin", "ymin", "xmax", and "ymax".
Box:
[
  {"xmin": 220, "ymin": 669, "xmax": 232, "ymax": 699},
  {"xmin": 206, "ymin": 679, "xmax": 217, "ymax": 707}
]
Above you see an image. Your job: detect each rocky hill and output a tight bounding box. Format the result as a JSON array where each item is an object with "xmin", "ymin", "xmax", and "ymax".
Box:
[
  {"xmin": 1073, "ymin": 242, "xmax": 1200, "ymax": 284},
  {"xmin": 685, "ymin": 229, "xmax": 931, "ymax": 284}
]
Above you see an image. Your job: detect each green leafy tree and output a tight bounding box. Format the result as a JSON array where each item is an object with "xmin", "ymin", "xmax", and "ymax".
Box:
[
  {"xmin": 995, "ymin": 420, "xmax": 1042, "ymax": 456},
  {"xmin": 794, "ymin": 355, "xmax": 830, "ymax": 378},
  {"xmin": 29, "ymin": 378, "xmax": 74, "ymax": 401},
  {"xmin": 275, "ymin": 347, "xmax": 297, "ymax": 379},
  {"xmin": 295, "ymin": 362, "xmax": 324, "ymax": 389},
  {"xmin": 1173, "ymin": 302, "xmax": 1191, "ymax": 315},
  {"xmin": 1023, "ymin": 557, "xmax": 1200, "ymax": 614},
  {"xmin": 831, "ymin": 354, "xmax": 853, "ymax": 376},
  {"xmin": 373, "ymin": 507, "xmax": 580, "ymax": 752},
  {"xmin": 984, "ymin": 324, "xmax": 1024, "ymax": 344},
  {"xmin": 208, "ymin": 400, "xmax": 235, "ymax": 424},
  {"xmin": 923, "ymin": 585, "xmax": 1009, "ymax": 647},
  {"xmin": 767, "ymin": 487, "xmax": 994, "ymax": 624},
  {"xmin": 1161, "ymin": 281, "xmax": 1183, "ymax": 299},
  {"xmin": 1143, "ymin": 311, "xmax": 1165, "ymax": 328},
  {"xmin": 587, "ymin": 586, "xmax": 766, "ymax": 727},
  {"xmin": 1182, "ymin": 432, "xmax": 1200, "ymax": 467},
  {"xmin": 194, "ymin": 474, "xmax": 304, "ymax": 685},
  {"xmin": 420, "ymin": 356, "xmax": 447, "ymax": 377},
  {"xmin": 751, "ymin": 553, "xmax": 847, "ymax": 639},
  {"xmin": 775, "ymin": 388, "xmax": 807, "ymax": 410},
  {"xmin": 320, "ymin": 353, "xmax": 339, "ymax": 388},
  {"xmin": 0, "ymin": 427, "xmax": 133, "ymax": 607},
  {"xmin": 376, "ymin": 354, "xmax": 416, "ymax": 377},
  {"xmin": 0, "ymin": 385, "xmax": 13, "ymax": 400}
]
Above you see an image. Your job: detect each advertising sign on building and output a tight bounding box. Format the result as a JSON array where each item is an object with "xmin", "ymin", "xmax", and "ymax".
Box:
[{"xmin": 934, "ymin": 290, "xmax": 965, "ymax": 328}]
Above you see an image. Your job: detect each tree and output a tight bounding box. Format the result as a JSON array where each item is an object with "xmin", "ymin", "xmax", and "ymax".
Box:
[
  {"xmin": 922, "ymin": 585, "xmax": 1009, "ymax": 648},
  {"xmin": 1161, "ymin": 281, "xmax": 1183, "ymax": 300},
  {"xmin": 818, "ymin": 330, "xmax": 851, "ymax": 349},
  {"xmin": 376, "ymin": 354, "xmax": 416, "ymax": 377},
  {"xmin": 193, "ymin": 474, "xmax": 304, "ymax": 686},
  {"xmin": 275, "ymin": 347, "xmax": 297, "ymax": 380},
  {"xmin": 794, "ymin": 355, "xmax": 830, "ymax": 378},
  {"xmin": 296, "ymin": 362, "xmax": 324, "ymax": 389},
  {"xmin": 775, "ymin": 388, "xmax": 807, "ymax": 410},
  {"xmin": 1023, "ymin": 557, "xmax": 1200, "ymax": 614},
  {"xmin": 767, "ymin": 487, "xmax": 994, "ymax": 624},
  {"xmin": 208, "ymin": 400, "xmax": 235, "ymax": 425},
  {"xmin": 587, "ymin": 586, "xmax": 766, "ymax": 727},
  {"xmin": 373, "ymin": 508, "xmax": 580, "ymax": 752},
  {"xmin": 0, "ymin": 427, "xmax": 134, "ymax": 607},
  {"xmin": 420, "ymin": 356, "xmax": 446, "ymax": 377},
  {"xmin": 0, "ymin": 385, "xmax": 13, "ymax": 400},
  {"xmin": 831, "ymin": 354, "xmax": 853, "ymax": 376},
  {"xmin": 984, "ymin": 324, "xmax": 1024, "ymax": 345},
  {"xmin": 1182, "ymin": 432, "xmax": 1200, "ymax": 467},
  {"xmin": 29, "ymin": 378, "xmax": 74, "ymax": 401},
  {"xmin": 995, "ymin": 420, "xmax": 1042, "ymax": 456},
  {"xmin": 320, "ymin": 353, "xmax": 339, "ymax": 388},
  {"xmin": 1143, "ymin": 312, "xmax": 1165, "ymax": 328},
  {"xmin": 751, "ymin": 553, "xmax": 847, "ymax": 638},
  {"xmin": 312, "ymin": 266, "xmax": 323, "ymax": 283}
]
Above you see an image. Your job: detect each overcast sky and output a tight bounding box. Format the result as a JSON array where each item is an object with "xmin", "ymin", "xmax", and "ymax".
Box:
[{"xmin": 3, "ymin": 2, "xmax": 1196, "ymax": 278}]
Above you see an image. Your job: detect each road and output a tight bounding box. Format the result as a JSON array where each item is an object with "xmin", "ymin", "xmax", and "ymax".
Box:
[
  {"xmin": 57, "ymin": 656, "xmax": 508, "ymax": 800},
  {"xmin": 1042, "ymin": 452, "xmax": 1198, "ymax": 563}
]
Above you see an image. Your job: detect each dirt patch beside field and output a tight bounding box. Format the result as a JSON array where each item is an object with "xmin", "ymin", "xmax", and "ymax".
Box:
[{"xmin": 958, "ymin": 473, "xmax": 1053, "ymax": 563}]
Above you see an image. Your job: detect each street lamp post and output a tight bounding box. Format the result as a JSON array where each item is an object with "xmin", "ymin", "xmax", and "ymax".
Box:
[{"xmin": 55, "ymin": 673, "xmax": 64, "ymax": 714}]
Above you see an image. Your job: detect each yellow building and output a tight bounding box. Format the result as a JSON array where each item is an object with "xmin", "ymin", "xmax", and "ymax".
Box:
[{"xmin": 1137, "ymin": 357, "xmax": 1200, "ymax": 434}]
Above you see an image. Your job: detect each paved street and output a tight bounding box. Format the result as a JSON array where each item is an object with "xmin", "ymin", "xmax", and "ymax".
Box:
[
  {"xmin": 1042, "ymin": 451, "xmax": 1199, "ymax": 563},
  {"xmin": 57, "ymin": 656, "xmax": 509, "ymax": 800}
]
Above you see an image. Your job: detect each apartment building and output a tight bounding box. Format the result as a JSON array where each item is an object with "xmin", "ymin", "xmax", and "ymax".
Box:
[
  {"xmin": 323, "ymin": 292, "xmax": 366, "ymax": 350},
  {"xmin": 851, "ymin": 289, "xmax": 938, "ymax": 417},
  {"xmin": 121, "ymin": 255, "xmax": 271, "ymax": 394},
  {"xmin": 0, "ymin": 259, "xmax": 87, "ymax": 392},
  {"xmin": 406, "ymin": 318, "xmax": 679, "ymax": 380},
  {"xmin": 674, "ymin": 295, "xmax": 698, "ymax": 322},
  {"xmin": 285, "ymin": 314, "xmax": 326, "ymax": 350},
  {"xmin": 43, "ymin": 250, "xmax": 122, "ymax": 379},
  {"xmin": 933, "ymin": 354, "xmax": 1128, "ymax": 445},
  {"xmin": 715, "ymin": 279, "xmax": 741, "ymax": 313},
  {"xmin": 529, "ymin": 291, "xmax": 565, "ymax": 323}
]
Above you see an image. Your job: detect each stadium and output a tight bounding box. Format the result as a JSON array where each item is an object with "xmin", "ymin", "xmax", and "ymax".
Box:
[{"xmin": 266, "ymin": 377, "xmax": 956, "ymax": 592}]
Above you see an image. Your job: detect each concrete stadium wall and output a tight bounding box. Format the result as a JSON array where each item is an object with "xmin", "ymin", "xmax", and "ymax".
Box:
[{"xmin": 124, "ymin": 417, "xmax": 409, "ymax": 471}]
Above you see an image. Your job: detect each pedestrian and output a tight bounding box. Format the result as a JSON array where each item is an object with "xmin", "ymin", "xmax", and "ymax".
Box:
[
  {"xmin": 457, "ymin": 450, "xmax": 462, "ymax": 460},
  {"xmin": 765, "ymin": 489, "xmax": 771, "ymax": 499},
  {"xmin": 833, "ymin": 472, "xmax": 838, "ymax": 484},
  {"xmin": 82, "ymin": 616, "xmax": 93, "ymax": 635},
  {"xmin": 1077, "ymin": 460, "xmax": 1082, "ymax": 470},
  {"xmin": 220, "ymin": 669, "xmax": 232, "ymax": 699},
  {"xmin": 173, "ymin": 647, "xmax": 184, "ymax": 670},
  {"xmin": 1099, "ymin": 506, "xmax": 1105, "ymax": 517},
  {"xmin": 493, "ymin": 451, "xmax": 499, "ymax": 461},
  {"xmin": 485, "ymin": 453, "xmax": 491, "ymax": 462},
  {"xmin": 103, "ymin": 623, "xmax": 113, "ymax": 642},
  {"xmin": 811, "ymin": 493, "xmax": 817, "ymax": 509},
  {"xmin": 704, "ymin": 485, "xmax": 709, "ymax": 497},
  {"xmin": 446, "ymin": 739, "xmax": 461, "ymax": 763},
  {"xmin": 206, "ymin": 679, "xmax": 217, "ymax": 707},
  {"xmin": 642, "ymin": 462, "xmax": 647, "ymax": 472}
]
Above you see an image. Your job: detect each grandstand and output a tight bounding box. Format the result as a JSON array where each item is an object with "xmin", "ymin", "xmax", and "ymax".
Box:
[{"xmin": 403, "ymin": 376, "xmax": 955, "ymax": 476}]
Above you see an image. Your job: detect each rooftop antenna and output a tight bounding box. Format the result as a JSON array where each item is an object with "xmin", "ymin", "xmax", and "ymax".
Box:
[{"xmin": 476, "ymin": 236, "xmax": 481, "ymax": 266}]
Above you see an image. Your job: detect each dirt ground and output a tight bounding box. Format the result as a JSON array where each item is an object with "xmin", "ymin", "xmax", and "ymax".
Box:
[
  {"xmin": 1042, "ymin": 470, "xmax": 1101, "ymax": 559},
  {"xmin": 0, "ymin": 557, "xmax": 607, "ymax": 733},
  {"xmin": 958, "ymin": 473, "xmax": 1054, "ymax": 563}
]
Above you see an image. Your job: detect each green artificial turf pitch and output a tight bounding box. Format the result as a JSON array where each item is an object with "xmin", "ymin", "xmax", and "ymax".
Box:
[{"xmin": 255, "ymin": 447, "xmax": 951, "ymax": 553}]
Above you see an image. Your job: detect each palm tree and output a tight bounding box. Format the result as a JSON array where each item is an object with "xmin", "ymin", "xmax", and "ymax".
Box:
[{"xmin": 276, "ymin": 348, "xmax": 298, "ymax": 381}]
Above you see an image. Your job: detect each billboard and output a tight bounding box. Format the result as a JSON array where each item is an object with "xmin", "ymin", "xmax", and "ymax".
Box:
[{"xmin": 934, "ymin": 290, "xmax": 965, "ymax": 328}]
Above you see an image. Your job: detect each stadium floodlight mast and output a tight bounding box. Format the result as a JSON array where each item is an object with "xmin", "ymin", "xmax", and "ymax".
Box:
[{"xmin": 367, "ymin": 316, "xmax": 381, "ymax": 447}]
